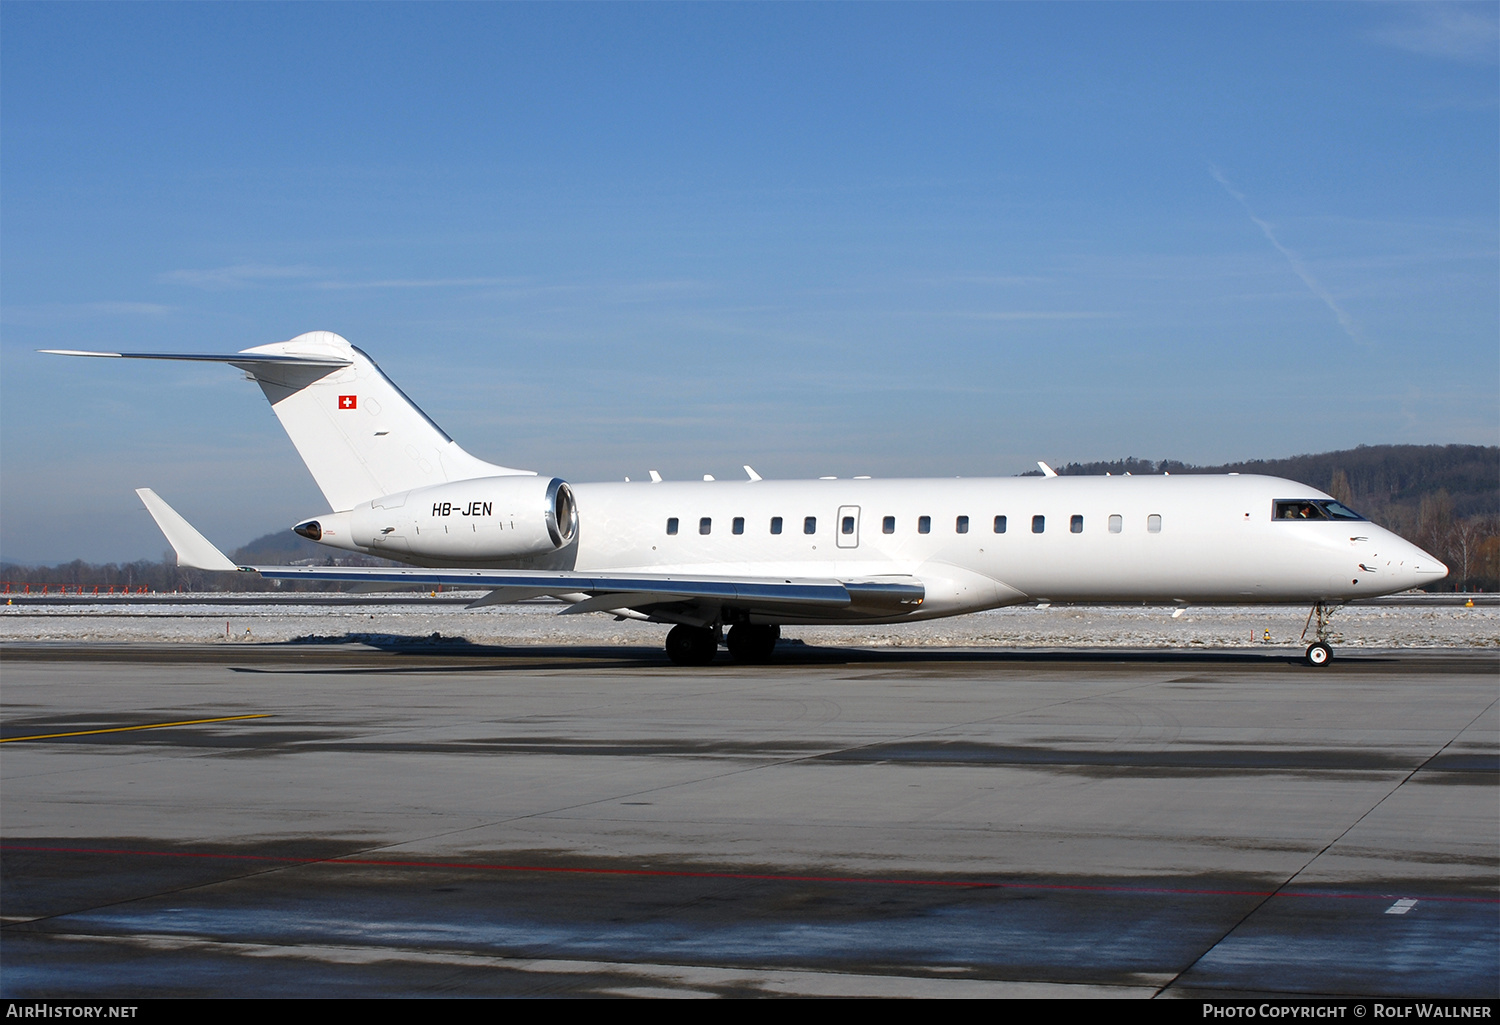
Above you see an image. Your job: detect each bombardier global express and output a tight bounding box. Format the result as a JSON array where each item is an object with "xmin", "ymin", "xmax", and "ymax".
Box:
[{"xmin": 46, "ymin": 331, "xmax": 1448, "ymax": 666}]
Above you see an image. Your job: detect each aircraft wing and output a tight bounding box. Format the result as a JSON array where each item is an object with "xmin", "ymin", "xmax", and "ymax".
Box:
[
  {"xmin": 136, "ymin": 489, "xmax": 923, "ymax": 619},
  {"xmin": 243, "ymin": 563, "xmax": 921, "ymax": 617}
]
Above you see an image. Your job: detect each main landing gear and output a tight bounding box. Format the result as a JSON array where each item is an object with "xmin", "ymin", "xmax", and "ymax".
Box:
[
  {"xmin": 665, "ymin": 623, "xmax": 781, "ymax": 666},
  {"xmin": 1301, "ymin": 602, "xmax": 1337, "ymax": 667},
  {"xmin": 726, "ymin": 624, "xmax": 780, "ymax": 664},
  {"xmin": 665, "ymin": 625, "xmax": 717, "ymax": 666}
]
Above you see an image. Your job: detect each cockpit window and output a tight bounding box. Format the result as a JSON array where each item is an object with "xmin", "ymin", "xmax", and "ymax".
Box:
[
  {"xmin": 1320, "ymin": 501, "xmax": 1366, "ymax": 520},
  {"xmin": 1273, "ymin": 500, "xmax": 1366, "ymax": 522}
]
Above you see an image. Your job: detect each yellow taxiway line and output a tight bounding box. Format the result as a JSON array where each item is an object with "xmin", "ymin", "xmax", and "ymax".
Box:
[{"xmin": 0, "ymin": 714, "xmax": 271, "ymax": 744}]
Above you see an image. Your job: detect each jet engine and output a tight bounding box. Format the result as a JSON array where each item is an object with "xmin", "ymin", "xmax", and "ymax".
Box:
[{"xmin": 326, "ymin": 476, "xmax": 577, "ymax": 560}]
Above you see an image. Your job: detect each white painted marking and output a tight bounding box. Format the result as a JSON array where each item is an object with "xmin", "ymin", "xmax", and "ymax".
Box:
[{"xmin": 1385, "ymin": 898, "xmax": 1418, "ymax": 915}]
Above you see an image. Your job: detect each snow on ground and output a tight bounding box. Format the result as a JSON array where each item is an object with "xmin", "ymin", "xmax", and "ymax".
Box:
[{"xmin": 1, "ymin": 596, "xmax": 1495, "ymax": 649}]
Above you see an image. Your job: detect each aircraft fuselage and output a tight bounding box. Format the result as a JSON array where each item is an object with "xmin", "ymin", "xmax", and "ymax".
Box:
[{"xmin": 333, "ymin": 473, "xmax": 1443, "ymax": 623}]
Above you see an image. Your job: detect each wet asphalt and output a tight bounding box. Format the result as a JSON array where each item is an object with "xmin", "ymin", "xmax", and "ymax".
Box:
[{"xmin": 2, "ymin": 643, "xmax": 1495, "ymax": 998}]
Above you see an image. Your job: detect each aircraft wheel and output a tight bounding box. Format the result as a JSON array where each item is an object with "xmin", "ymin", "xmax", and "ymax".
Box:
[
  {"xmin": 1304, "ymin": 642, "xmax": 1333, "ymax": 667},
  {"xmin": 726, "ymin": 624, "xmax": 779, "ymax": 664},
  {"xmin": 666, "ymin": 625, "xmax": 718, "ymax": 666}
]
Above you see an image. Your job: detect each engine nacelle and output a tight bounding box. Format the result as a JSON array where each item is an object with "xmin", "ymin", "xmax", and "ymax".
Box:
[{"xmin": 340, "ymin": 476, "xmax": 577, "ymax": 560}]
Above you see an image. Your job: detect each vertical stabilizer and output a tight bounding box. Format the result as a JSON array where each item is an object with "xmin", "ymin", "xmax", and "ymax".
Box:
[{"xmin": 237, "ymin": 332, "xmax": 532, "ymax": 510}]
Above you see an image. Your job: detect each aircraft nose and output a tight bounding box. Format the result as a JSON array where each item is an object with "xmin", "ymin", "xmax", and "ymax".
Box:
[
  {"xmin": 1401, "ymin": 541, "xmax": 1448, "ymax": 584},
  {"xmin": 1415, "ymin": 558, "xmax": 1449, "ymax": 580}
]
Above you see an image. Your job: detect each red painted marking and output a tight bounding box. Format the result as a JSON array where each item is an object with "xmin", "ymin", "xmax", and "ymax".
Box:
[
  {"xmin": 338, "ymin": 395, "xmax": 357, "ymax": 409},
  {"xmin": 2, "ymin": 844, "xmax": 1493, "ymax": 904}
]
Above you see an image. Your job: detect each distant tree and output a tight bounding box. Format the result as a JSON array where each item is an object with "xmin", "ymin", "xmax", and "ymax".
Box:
[
  {"xmin": 1475, "ymin": 526, "xmax": 1500, "ymax": 592},
  {"xmin": 1328, "ymin": 469, "xmax": 1353, "ymax": 506},
  {"xmin": 1417, "ymin": 489, "xmax": 1454, "ymax": 565}
]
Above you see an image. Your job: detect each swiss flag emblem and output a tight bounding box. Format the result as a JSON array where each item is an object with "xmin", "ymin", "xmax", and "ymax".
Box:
[{"xmin": 338, "ymin": 395, "xmax": 357, "ymax": 410}]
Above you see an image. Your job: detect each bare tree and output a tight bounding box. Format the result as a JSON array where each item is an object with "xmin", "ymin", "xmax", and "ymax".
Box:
[{"xmin": 1329, "ymin": 469, "xmax": 1354, "ymax": 506}]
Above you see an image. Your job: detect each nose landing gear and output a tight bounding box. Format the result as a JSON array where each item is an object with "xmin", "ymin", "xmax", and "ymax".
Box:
[
  {"xmin": 1305, "ymin": 641, "xmax": 1332, "ymax": 666},
  {"xmin": 1301, "ymin": 602, "xmax": 1338, "ymax": 667}
]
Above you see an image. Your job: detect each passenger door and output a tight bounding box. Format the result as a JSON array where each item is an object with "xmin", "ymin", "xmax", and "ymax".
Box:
[{"xmin": 837, "ymin": 505, "xmax": 861, "ymax": 549}]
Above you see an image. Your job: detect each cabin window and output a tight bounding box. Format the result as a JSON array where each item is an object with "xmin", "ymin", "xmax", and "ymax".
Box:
[
  {"xmin": 1147, "ymin": 514, "xmax": 1162, "ymax": 533},
  {"xmin": 804, "ymin": 516, "xmax": 817, "ymax": 534},
  {"xmin": 994, "ymin": 515, "xmax": 1007, "ymax": 533},
  {"xmin": 1109, "ymin": 514, "xmax": 1122, "ymax": 533},
  {"xmin": 770, "ymin": 516, "xmax": 783, "ymax": 535},
  {"xmin": 666, "ymin": 518, "xmax": 679, "ymax": 535},
  {"xmin": 699, "ymin": 517, "xmax": 712, "ymax": 535},
  {"xmin": 956, "ymin": 515, "xmax": 969, "ymax": 534},
  {"xmin": 1071, "ymin": 515, "xmax": 1083, "ymax": 534},
  {"xmin": 733, "ymin": 517, "xmax": 744, "ymax": 535},
  {"xmin": 841, "ymin": 516, "xmax": 855, "ymax": 535},
  {"xmin": 918, "ymin": 515, "xmax": 931, "ymax": 534},
  {"xmin": 883, "ymin": 516, "xmax": 895, "ymax": 534},
  {"xmin": 1032, "ymin": 515, "xmax": 1045, "ymax": 533}
]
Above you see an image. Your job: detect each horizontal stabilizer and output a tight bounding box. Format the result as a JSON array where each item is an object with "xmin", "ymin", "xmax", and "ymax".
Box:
[
  {"xmin": 135, "ymin": 489, "xmax": 238, "ymax": 572},
  {"xmin": 41, "ymin": 350, "xmax": 351, "ymax": 370}
]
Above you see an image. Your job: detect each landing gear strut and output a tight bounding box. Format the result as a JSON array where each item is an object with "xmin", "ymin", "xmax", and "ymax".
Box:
[
  {"xmin": 726, "ymin": 624, "xmax": 779, "ymax": 664},
  {"xmin": 665, "ymin": 624, "xmax": 718, "ymax": 666},
  {"xmin": 1301, "ymin": 602, "xmax": 1337, "ymax": 667}
]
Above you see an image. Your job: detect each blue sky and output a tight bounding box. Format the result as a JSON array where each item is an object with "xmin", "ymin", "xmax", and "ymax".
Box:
[{"xmin": 3, "ymin": 3, "xmax": 1496, "ymax": 564}]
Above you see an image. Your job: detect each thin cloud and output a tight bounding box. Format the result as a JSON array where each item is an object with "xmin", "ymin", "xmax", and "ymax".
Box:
[
  {"xmin": 310, "ymin": 277, "xmax": 706, "ymax": 303},
  {"xmin": 1209, "ymin": 166, "xmax": 1366, "ymax": 347},
  {"xmin": 314, "ymin": 276, "xmax": 520, "ymax": 291},
  {"xmin": 918, "ymin": 274, "xmax": 1052, "ymax": 287},
  {"xmin": 78, "ymin": 301, "xmax": 173, "ymax": 316},
  {"xmin": 158, "ymin": 264, "xmax": 320, "ymax": 290},
  {"xmin": 945, "ymin": 311, "xmax": 1116, "ymax": 321},
  {"xmin": 1366, "ymin": 4, "xmax": 1499, "ymax": 63},
  {"xmin": 0, "ymin": 301, "xmax": 174, "ymax": 325},
  {"xmin": 868, "ymin": 309, "xmax": 1115, "ymax": 321}
]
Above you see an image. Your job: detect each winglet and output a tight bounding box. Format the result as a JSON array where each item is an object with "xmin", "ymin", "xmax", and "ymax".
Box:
[
  {"xmin": 135, "ymin": 489, "xmax": 239, "ymax": 572},
  {"xmin": 1037, "ymin": 461, "xmax": 1058, "ymax": 477},
  {"xmin": 743, "ymin": 465, "xmax": 762, "ymax": 482}
]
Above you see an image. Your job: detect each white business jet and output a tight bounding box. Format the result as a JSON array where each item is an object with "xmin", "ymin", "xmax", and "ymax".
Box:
[{"xmin": 46, "ymin": 332, "xmax": 1447, "ymax": 666}]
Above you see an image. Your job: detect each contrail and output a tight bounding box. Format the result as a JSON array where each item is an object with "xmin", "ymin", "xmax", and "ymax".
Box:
[{"xmin": 1210, "ymin": 165, "xmax": 1364, "ymax": 346}]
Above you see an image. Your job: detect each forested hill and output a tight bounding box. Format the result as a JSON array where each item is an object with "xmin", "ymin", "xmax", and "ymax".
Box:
[
  {"xmin": 230, "ymin": 530, "xmax": 329, "ymax": 565},
  {"xmin": 228, "ymin": 529, "xmax": 400, "ymax": 570},
  {"xmin": 1040, "ymin": 444, "xmax": 1497, "ymax": 523},
  {"xmin": 1034, "ymin": 445, "xmax": 1499, "ymax": 588}
]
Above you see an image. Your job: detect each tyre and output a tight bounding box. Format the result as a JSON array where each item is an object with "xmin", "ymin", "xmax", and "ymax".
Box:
[
  {"xmin": 666, "ymin": 624, "xmax": 718, "ymax": 666},
  {"xmin": 1304, "ymin": 642, "xmax": 1333, "ymax": 667},
  {"xmin": 726, "ymin": 624, "xmax": 779, "ymax": 664}
]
